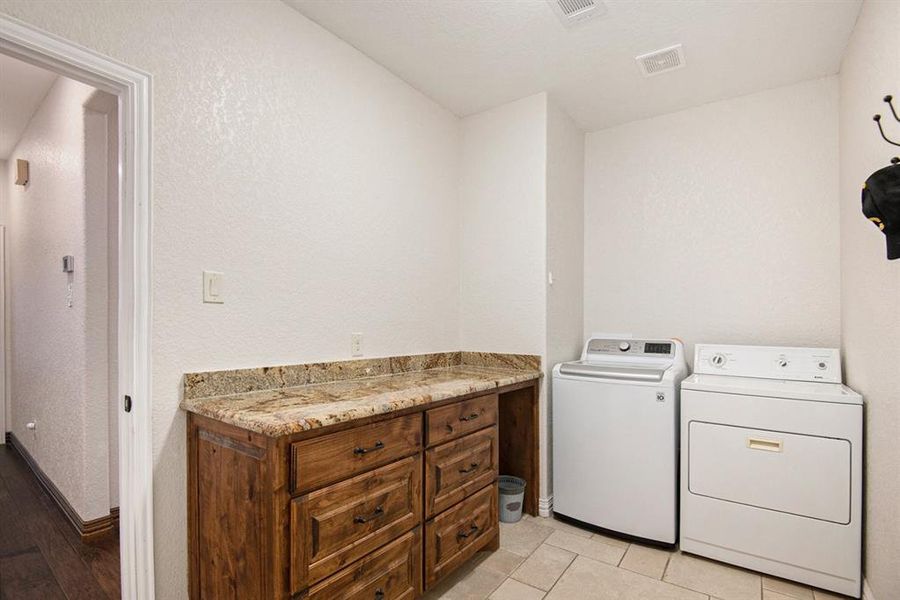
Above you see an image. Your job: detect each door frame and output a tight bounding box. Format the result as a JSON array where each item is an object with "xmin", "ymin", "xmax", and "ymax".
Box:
[{"xmin": 0, "ymin": 15, "xmax": 155, "ymax": 599}]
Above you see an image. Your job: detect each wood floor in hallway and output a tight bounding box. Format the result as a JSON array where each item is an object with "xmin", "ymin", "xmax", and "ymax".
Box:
[{"xmin": 0, "ymin": 443, "xmax": 120, "ymax": 600}]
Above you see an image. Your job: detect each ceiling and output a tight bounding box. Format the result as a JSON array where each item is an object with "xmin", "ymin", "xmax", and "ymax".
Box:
[
  {"xmin": 0, "ymin": 53, "xmax": 57, "ymax": 160},
  {"xmin": 287, "ymin": 0, "xmax": 862, "ymax": 131}
]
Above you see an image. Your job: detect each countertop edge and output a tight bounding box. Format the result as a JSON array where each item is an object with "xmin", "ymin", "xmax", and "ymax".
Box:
[{"xmin": 181, "ymin": 367, "xmax": 541, "ymax": 438}]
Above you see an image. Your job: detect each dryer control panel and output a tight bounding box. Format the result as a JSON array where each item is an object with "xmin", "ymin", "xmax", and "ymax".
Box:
[{"xmin": 693, "ymin": 344, "xmax": 841, "ymax": 383}]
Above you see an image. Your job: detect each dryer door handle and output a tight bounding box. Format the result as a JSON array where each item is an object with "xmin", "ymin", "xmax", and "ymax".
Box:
[{"xmin": 746, "ymin": 437, "xmax": 783, "ymax": 452}]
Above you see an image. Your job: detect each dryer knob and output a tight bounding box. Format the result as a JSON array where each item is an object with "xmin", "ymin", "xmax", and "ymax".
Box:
[
  {"xmin": 777, "ymin": 359, "xmax": 789, "ymax": 368},
  {"xmin": 618, "ymin": 342, "xmax": 631, "ymax": 352},
  {"xmin": 710, "ymin": 353, "xmax": 727, "ymax": 367}
]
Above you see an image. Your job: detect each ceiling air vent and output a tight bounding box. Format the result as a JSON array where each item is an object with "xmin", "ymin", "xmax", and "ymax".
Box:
[
  {"xmin": 635, "ymin": 44, "xmax": 686, "ymax": 77},
  {"xmin": 546, "ymin": 0, "xmax": 607, "ymax": 28}
]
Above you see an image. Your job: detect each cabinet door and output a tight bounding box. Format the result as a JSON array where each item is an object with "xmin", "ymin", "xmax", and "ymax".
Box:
[
  {"xmin": 425, "ymin": 427, "xmax": 498, "ymax": 518},
  {"xmin": 425, "ymin": 393, "xmax": 497, "ymax": 447},
  {"xmin": 291, "ymin": 455, "xmax": 422, "ymax": 591},
  {"xmin": 425, "ymin": 484, "xmax": 498, "ymax": 589},
  {"xmin": 307, "ymin": 527, "xmax": 422, "ymax": 600},
  {"xmin": 291, "ymin": 413, "xmax": 422, "ymax": 494}
]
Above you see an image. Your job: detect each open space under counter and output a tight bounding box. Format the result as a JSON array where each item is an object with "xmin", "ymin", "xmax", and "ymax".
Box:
[{"xmin": 180, "ymin": 353, "xmax": 541, "ymax": 600}]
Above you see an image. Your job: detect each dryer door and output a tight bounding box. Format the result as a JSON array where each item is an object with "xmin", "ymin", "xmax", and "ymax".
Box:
[{"xmin": 688, "ymin": 422, "xmax": 851, "ymax": 524}]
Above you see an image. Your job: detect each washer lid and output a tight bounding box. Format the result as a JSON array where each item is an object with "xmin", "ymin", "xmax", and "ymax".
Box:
[
  {"xmin": 682, "ymin": 373, "xmax": 862, "ymax": 405},
  {"xmin": 558, "ymin": 360, "xmax": 666, "ymax": 382}
]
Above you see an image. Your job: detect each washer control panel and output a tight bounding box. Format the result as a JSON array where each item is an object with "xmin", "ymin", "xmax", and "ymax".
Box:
[
  {"xmin": 694, "ymin": 344, "xmax": 841, "ymax": 383},
  {"xmin": 586, "ymin": 338, "xmax": 675, "ymax": 357}
]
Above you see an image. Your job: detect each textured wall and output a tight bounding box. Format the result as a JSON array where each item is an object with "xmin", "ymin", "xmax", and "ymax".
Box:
[
  {"xmin": 0, "ymin": 158, "xmax": 6, "ymax": 439},
  {"xmin": 459, "ymin": 93, "xmax": 547, "ymax": 354},
  {"xmin": 838, "ymin": 2, "xmax": 900, "ymax": 597},
  {"xmin": 4, "ymin": 76, "xmax": 112, "ymax": 521},
  {"xmin": 0, "ymin": 1, "xmax": 461, "ymax": 595},
  {"xmin": 458, "ymin": 92, "xmax": 549, "ymax": 502},
  {"xmin": 545, "ymin": 97, "xmax": 584, "ymax": 504},
  {"xmin": 584, "ymin": 77, "xmax": 841, "ymax": 362}
]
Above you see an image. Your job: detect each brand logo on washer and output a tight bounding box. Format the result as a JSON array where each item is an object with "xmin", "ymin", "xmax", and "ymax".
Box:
[{"xmin": 656, "ymin": 392, "xmax": 665, "ymax": 403}]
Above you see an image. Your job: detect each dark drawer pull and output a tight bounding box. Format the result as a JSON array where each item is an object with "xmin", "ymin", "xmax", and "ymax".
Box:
[
  {"xmin": 374, "ymin": 589, "xmax": 385, "ymax": 600},
  {"xmin": 457, "ymin": 523, "xmax": 479, "ymax": 539},
  {"xmin": 459, "ymin": 412, "xmax": 480, "ymax": 422},
  {"xmin": 353, "ymin": 440, "xmax": 385, "ymax": 456},
  {"xmin": 458, "ymin": 462, "xmax": 480, "ymax": 474},
  {"xmin": 353, "ymin": 505, "xmax": 385, "ymax": 524}
]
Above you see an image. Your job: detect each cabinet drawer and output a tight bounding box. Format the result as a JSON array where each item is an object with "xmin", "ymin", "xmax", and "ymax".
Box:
[
  {"xmin": 291, "ymin": 414, "xmax": 422, "ymax": 494},
  {"xmin": 425, "ymin": 483, "xmax": 497, "ymax": 589},
  {"xmin": 425, "ymin": 393, "xmax": 497, "ymax": 447},
  {"xmin": 307, "ymin": 527, "xmax": 422, "ymax": 600},
  {"xmin": 291, "ymin": 455, "xmax": 423, "ymax": 590},
  {"xmin": 425, "ymin": 427, "xmax": 498, "ymax": 518}
]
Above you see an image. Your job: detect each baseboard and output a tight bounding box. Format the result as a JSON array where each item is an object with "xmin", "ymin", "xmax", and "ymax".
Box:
[
  {"xmin": 7, "ymin": 432, "xmax": 118, "ymax": 543},
  {"xmin": 862, "ymin": 578, "xmax": 876, "ymax": 600},
  {"xmin": 539, "ymin": 495, "xmax": 553, "ymax": 517}
]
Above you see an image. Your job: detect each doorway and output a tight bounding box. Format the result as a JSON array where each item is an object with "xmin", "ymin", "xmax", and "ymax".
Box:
[
  {"xmin": 0, "ymin": 15, "xmax": 153, "ymax": 599},
  {"xmin": 0, "ymin": 51, "xmax": 120, "ymax": 597}
]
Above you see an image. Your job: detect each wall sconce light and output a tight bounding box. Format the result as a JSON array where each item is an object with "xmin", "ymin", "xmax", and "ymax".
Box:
[{"xmin": 15, "ymin": 159, "xmax": 29, "ymax": 186}]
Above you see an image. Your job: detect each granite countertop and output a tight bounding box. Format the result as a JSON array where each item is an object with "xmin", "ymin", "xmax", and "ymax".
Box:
[{"xmin": 181, "ymin": 361, "xmax": 541, "ymax": 437}]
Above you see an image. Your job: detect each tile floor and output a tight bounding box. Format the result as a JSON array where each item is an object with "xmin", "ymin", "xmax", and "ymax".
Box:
[{"xmin": 424, "ymin": 515, "xmax": 853, "ymax": 600}]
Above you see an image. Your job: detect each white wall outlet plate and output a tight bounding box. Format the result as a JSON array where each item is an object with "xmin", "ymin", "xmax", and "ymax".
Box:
[
  {"xmin": 203, "ymin": 271, "xmax": 224, "ymax": 304},
  {"xmin": 351, "ymin": 333, "xmax": 363, "ymax": 357}
]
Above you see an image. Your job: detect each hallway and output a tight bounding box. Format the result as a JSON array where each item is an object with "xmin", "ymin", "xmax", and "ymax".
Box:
[{"xmin": 0, "ymin": 443, "xmax": 119, "ymax": 599}]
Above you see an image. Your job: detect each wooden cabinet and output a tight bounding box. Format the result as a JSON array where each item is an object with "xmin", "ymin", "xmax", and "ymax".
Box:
[
  {"xmin": 306, "ymin": 527, "xmax": 422, "ymax": 600},
  {"xmin": 291, "ymin": 414, "xmax": 423, "ymax": 494},
  {"xmin": 424, "ymin": 484, "xmax": 498, "ymax": 589},
  {"xmin": 188, "ymin": 380, "xmax": 538, "ymax": 599},
  {"xmin": 425, "ymin": 393, "xmax": 497, "ymax": 447},
  {"xmin": 425, "ymin": 427, "xmax": 498, "ymax": 518},
  {"xmin": 291, "ymin": 455, "xmax": 423, "ymax": 590}
]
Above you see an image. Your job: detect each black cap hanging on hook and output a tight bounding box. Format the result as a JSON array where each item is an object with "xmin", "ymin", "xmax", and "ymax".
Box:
[{"xmin": 861, "ymin": 163, "xmax": 900, "ymax": 260}]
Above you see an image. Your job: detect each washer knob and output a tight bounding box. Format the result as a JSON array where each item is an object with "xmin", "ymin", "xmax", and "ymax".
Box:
[
  {"xmin": 618, "ymin": 342, "xmax": 631, "ymax": 352},
  {"xmin": 710, "ymin": 353, "xmax": 727, "ymax": 367},
  {"xmin": 777, "ymin": 359, "xmax": 789, "ymax": 368}
]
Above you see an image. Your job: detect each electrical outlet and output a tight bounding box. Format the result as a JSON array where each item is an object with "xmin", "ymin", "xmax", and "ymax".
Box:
[{"xmin": 351, "ymin": 333, "xmax": 363, "ymax": 357}]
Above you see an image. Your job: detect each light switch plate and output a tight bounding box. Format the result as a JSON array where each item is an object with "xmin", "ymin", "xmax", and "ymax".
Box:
[{"xmin": 203, "ymin": 271, "xmax": 224, "ymax": 304}]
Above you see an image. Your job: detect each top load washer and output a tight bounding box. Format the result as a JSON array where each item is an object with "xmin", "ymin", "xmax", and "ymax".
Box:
[
  {"xmin": 553, "ymin": 336, "xmax": 688, "ymax": 544},
  {"xmin": 680, "ymin": 344, "xmax": 863, "ymax": 597}
]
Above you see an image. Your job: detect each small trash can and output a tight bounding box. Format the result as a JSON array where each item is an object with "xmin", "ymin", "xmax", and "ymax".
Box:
[{"xmin": 498, "ymin": 476, "xmax": 526, "ymax": 523}]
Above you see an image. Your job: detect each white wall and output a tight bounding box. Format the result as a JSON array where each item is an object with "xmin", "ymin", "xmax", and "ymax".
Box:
[
  {"xmin": 4, "ymin": 76, "xmax": 112, "ymax": 521},
  {"xmin": 0, "ymin": 1, "xmax": 461, "ymax": 595},
  {"xmin": 458, "ymin": 92, "xmax": 550, "ymax": 507},
  {"xmin": 584, "ymin": 77, "xmax": 841, "ymax": 361},
  {"xmin": 0, "ymin": 158, "xmax": 6, "ymax": 440},
  {"xmin": 545, "ymin": 97, "xmax": 584, "ymax": 506},
  {"xmin": 838, "ymin": 2, "xmax": 900, "ymax": 598},
  {"xmin": 459, "ymin": 93, "xmax": 547, "ymax": 354}
]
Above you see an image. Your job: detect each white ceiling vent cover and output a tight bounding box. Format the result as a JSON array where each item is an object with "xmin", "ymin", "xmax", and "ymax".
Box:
[
  {"xmin": 636, "ymin": 44, "xmax": 686, "ymax": 77},
  {"xmin": 546, "ymin": 0, "xmax": 607, "ymax": 28}
]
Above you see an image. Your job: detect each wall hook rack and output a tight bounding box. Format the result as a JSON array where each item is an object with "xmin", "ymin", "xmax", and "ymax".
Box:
[
  {"xmin": 873, "ymin": 115, "xmax": 900, "ymax": 147},
  {"xmin": 884, "ymin": 95, "xmax": 900, "ymax": 122},
  {"xmin": 873, "ymin": 94, "xmax": 900, "ymax": 150}
]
